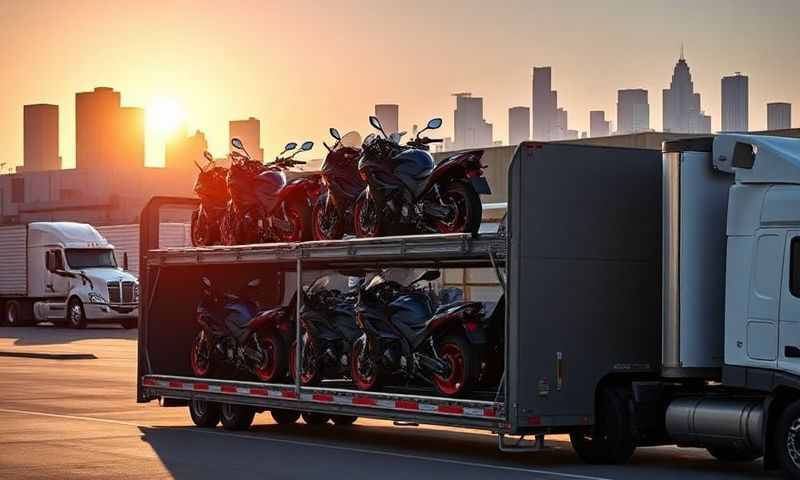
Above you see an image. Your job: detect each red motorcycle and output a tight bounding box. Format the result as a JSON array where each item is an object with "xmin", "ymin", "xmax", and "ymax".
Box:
[
  {"xmin": 191, "ymin": 151, "xmax": 229, "ymax": 246},
  {"xmin": 312, "ymin": 128, "xmax": 364, "ymax": 240},
  {"xmin": 220, "ymin": 139, "xmax": 320, "ymax": 245}
]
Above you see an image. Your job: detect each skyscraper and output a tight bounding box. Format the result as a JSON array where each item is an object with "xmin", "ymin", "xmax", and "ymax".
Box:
[
  {"xmin": 230, "ymin": 117, "xmax": 263, "ymax": 161},
  {"xmin": 662, "ymin": 54, "xmax": 711, "ymax": 134},
  {"xmin": 23, "ymin": 104, "xmax": 60, "ymax": 172},
  {"xmin": 375, "ymin": 104, "xmax": 399, "ymax": 135},
  {"xmin": 508, "ymin": 106, "xmax": 530, "ymax": 145},
  {"xmin": 721, "ymin": 73, "xmax": 749, "ymax": 132},
  {"xmin": 452, "ymin": 93, "xmax": 493, "ymax": 149},
  {"xmin": 768, "ymin": 102, "xmax": 792, "ymax": 130},
  {"xmin": 532, "ymin": 66, "xmax": 558, "ymax": 141},
  {"xmin": 617, "ymin": 89, "xmax": 650, "ymax": 134},
  {"xmin": 166, "ymin": 128, "xmax": 208, "ymax": 171},
  {"xmin": 76, "ymin": 87, "xmax": 144, "ymax": 172},
  {"xmin": 589, "ymin": 110, "xmax": 610, "ymax": 138}
]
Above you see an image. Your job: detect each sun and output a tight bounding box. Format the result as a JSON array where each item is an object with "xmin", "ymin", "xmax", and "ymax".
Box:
[{"xmin": 146, "ymin": 97, "xmax": 186, "ymax": 135}]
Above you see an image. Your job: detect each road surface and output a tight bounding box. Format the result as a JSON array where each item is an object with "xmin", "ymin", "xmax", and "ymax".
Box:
[{"xmin": 0, "ymin": 326, "xmax": 777, "ymax": 479}]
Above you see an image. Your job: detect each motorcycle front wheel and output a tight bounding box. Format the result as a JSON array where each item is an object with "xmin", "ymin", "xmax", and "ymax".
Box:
[
  {"xmin": 353, "ymin": 190, "xmax": 383, "ymax": 238},
  {"xmin": 289, "ymin": 339, "xmax": 324, "ymax": 386},
  {"xmin": 190, "ymin": 330, "xmax": 213, "ymax": 377},
  {"xmin": 312, "ymin": 196, "xmax": 343, "ymax": 240},
  {"xmin": 219, "ymin": 206, "xmax": 238, "ymax": 246},
  {"xmin": 253, "ymin": 332, "xmax": 287, "ymax": 382},
  {"xmin": 434, "ymin": 180, "xmax": 482, "ymax": 235},
  {"xmin": 275, "ymin": 201, "xmax": 310, "ymax": 243},
  {"xmin": 351, "ymin": 338, "xmax": 383, "ymax": 391}
]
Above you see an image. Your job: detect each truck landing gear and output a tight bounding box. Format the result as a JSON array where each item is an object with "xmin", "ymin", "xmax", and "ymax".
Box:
[
  {"xmin": 777, "ymin": 399, "xmax": 800, "ymax": 480},
  {"xmin": 570, "ymin": 387, "xmax": 636, "ymax": 465}
]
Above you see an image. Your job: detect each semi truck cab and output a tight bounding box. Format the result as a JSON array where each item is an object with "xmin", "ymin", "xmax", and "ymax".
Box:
[{"xmin": 4, "ymin": 222, "xmax": 139, "ymax": 329}]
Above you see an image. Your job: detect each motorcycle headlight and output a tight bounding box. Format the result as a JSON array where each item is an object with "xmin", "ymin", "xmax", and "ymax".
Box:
[{"xmin": 88, "ymin": 292, "xmax": 106, "ymax": 304}]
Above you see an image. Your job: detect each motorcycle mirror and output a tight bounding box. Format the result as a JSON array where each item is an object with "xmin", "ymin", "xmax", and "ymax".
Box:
[
  {"xmin": 369, "ymin": 115, "xmax": 387, "ymax": 138},
  {"xmin": 300, "ymin": 141, "xmax": 314, "ymax": 151},
  {"xmin": 247, "ymin": 278, "xmax": 262, "ymax": 288},
  {"xmin": 329, "ymin": 128, "xmax": 341, "ymax": 140},
  {"xmin": 231, "ymin": 138, "xmax": 244, "ymax": 150},
  {"xmin": 427, "ymin": 118, "xmax": 443, "ymax": 130},
  {"xmin": 285, "ymin": 142, "xmax": 297, "ymax": 151},
  {"xmin": 203, "ymin": 151, "xmax": 214, "ymax": 162},
  {"xmin": 201, "ymin": 277, "xmax": 212, "ymax": 289}
]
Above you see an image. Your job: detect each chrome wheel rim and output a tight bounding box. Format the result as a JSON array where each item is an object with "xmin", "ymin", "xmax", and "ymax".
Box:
[
  {"xmin": 69, "ymin": 304, "xmax": 82, "ymax": 326},
  {"xmin": 789, "ymin": 418, "xmax": 800, "ymax": 469}
]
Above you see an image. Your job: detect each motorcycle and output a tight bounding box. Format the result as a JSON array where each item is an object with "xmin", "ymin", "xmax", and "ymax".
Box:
[
  {"xmin": 289, "ymin": 273, "xmax": 361, "ymax": 386},
  {"xmin": 312, "ymin": 128, "xmax": 365, "ymax": 240},
  {"xmin": 220, "ymin": 138, "xmax": 319, "ymax": 245},
  {"xmin": 351, "ymin": 269, "xmax": 488, "ymax": 397},
  {"xmin": 190, "ymin": 151, "xmax": 229, "ymax": 246},
  {"xmin": 354, "ymin": 116, "xmax": 490, "ymax": 237},
  {"xmin": 190, "ymin": 277, "xmax": 295, "ymax": 382}
]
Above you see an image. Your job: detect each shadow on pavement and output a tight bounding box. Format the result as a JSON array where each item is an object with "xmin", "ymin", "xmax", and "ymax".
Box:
[
  {"xmin": 0, "ymin": 350, "xmax": 97, "ymax": 360},
  {"xmin": 0, "ymin": 326, "xmax": 137, "ymax": 346},
  {"xmin": 138, "ymin": 416, "xmax": 777, "ymax": 480}
]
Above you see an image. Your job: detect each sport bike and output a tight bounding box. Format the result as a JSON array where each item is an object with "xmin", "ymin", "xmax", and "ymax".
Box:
[
  {"xmin": 191, "ymin": 151, "xmax": 229, "ymax": 246},
  {"xmin": 354, "ymin": 117, "xmax": 490, "ymax": 237},
  {"xmin": 312, "ymin": 128, "xmax": 365, "ymax": 240},
  {"xmin": 220, "ymin": 138, "xmax": 319, "ymax": 245},
  {"xmin": 190, "ymin": 277, "xmax": 295, "ymax": 382},
  {"xmin": 351, "ymin": 269, "xmax": 489, "ymax": 397},
  {"xmin": 289, "ymin": 273, "xmax": 361, "ymax": 385}
]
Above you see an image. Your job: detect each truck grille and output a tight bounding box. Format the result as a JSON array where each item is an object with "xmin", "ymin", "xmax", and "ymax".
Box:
[{"xmin": 108, "ymin": 281, "xmax": 136, "ymax": 304}]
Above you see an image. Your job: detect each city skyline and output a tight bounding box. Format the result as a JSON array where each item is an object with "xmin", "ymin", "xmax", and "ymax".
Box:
[{"xmin": 1, "ymin": 0, "xmax": 799, "ymax": 170}]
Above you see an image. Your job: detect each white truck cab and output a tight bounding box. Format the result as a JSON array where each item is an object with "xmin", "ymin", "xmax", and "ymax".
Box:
[{"xmin": 0, "ymin": 222, "xmax": 139, "ymax": 328}]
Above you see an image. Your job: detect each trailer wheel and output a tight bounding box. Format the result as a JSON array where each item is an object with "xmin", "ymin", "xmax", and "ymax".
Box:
[
  {"xmin": 270, "ymin": 409, "xmax": 301, "ymax": 425},
  {"xmin": 706, "ymin": 446, "xmax": 761, "ymax": 463},
  {"xmin": 220, "ymin": 404, "xmax": 255, "ymax": 431},
  {"xmin": 331, "ymin": 415, "xmax": 358, "ymax": 426},
  {"xmin": 570, "ymin": 387, "xmax": 636, "ymax": 465},
  {"xmin": 776, "ymin": 399, "xmax": 800, "ymax": 479},
  {"xmin": 302, "ymin": 412, "xmax": 330, "ymax": 425},
  {"xmin": 189, "ymin": 399, "xmax": 221, "ymax": 428},
  {"xmin": 67, "ymin": 298, "xmax": 86, "ymax": 329}
]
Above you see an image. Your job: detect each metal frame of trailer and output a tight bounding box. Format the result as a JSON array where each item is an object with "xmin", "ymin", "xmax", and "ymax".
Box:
[{"xmin": 137, "ymin": 197, "xmax": 511, "ymax": 434}]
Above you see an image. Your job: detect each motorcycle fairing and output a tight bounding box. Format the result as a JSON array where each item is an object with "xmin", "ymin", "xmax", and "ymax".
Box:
[
  {"xmin": 390, "ymin": 149, "xmax": 435, "ymax": 199},
  {"xmin": 420, "ymin": 150, "xmax": 490, "ymax": 197}
]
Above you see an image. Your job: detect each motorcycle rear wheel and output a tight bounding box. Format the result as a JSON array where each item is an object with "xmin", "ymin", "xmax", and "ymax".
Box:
[
  {"xmin": 353, "ymin": 190, "xmax": 383, "ymax": 238},
  {"xmin": 433, "ymin": 334, "xmax": 480, "ymax": 397},
  {"xmin": 434, "ymin": 180, "xmax": 482, "ymax": 235},
  {"xmin": 253, "ymin": 332, "xmax": 287, "ymax": 382},
  {"xmin": 312, "ymin": 196, "xmax": 343, "ymax": 240}
]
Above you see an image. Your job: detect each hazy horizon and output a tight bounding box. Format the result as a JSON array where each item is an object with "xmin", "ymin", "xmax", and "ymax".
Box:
[{"xmin": 1, "ymin": 0, "xmax": 798, "ymax": 169}]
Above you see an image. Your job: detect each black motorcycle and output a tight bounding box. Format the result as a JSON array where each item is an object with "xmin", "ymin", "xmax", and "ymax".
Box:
[
  {"xmin": 354, "ymin": 117, "xmax": 490, "ymax": 237},
  {"xmin": 290, "ymin": 273, "xmax": 361, "ymax": 386},
  {"xmin": 190, "ymin": 277, "xmax": 294, "ymax": 382},
  {"xmin": 312, "ymin": 129, "xmax": 365, "ymax": 240},
  {"xmin": 351, "ymin": 269, "xmax": 488, "ymax": 397}
]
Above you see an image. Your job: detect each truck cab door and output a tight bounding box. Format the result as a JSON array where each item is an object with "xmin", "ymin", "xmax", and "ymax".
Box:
[
  {"xmin": 744, "ymin": 229, "xmax": 784, "ymax": 368},
  {"xmin": 779, "ymin": 233, "xmax": 800, "ymax": 376},
  {"xmin": 44, "ymin": 250, "xmax": 71, "ymax": 318}
]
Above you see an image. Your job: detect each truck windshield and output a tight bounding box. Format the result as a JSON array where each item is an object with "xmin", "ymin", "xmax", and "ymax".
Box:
[{"xmin": 65, "ymin": 249, "xmax": 117, "ymax": 269}]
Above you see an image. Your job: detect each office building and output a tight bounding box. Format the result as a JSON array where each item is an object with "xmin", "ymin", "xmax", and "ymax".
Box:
[
  {"xmin": 230, "ymin": 117, "xmax": 263, "ymax": 161},
  {"xmin": 768, "ymin": 102, "xmax": 792, "ymax": 130},
  {"xmin": 165, "ymin": 128, "xmax": 208, "ymax": 171},
  {"xmin": 452, "ymin": 93, "xmax": 493, "ymax": 149},
  {"xmin": 76, "ymin": 87, "xmax": 144, "ymax": 172},
  {"xmin": 508, "ymin": 106, "xmax": 530, "ymax": 145},
  {"xmin": 721, "ymin": 73, "xmax": 749, "ymax": 132},
  {"xmin": 23, "ymin": 104, "xmax": 60, "ymax": 172},
  {"xmin": 662, "ymin": 54, "xmax": 711, "ymax": 134},
  {"xmin": 532, "ymin": 66, "xmax": 559, "ymax": 141},
  {"xmin": 589, "ymin": 110, "xmax": 610, "ymax": 138},
  {"xmin": 617, "ymin": 89, "xmax": 650, "ymax": 134},
  {"xmin": 375, "ymin": 104, "xmax": 399, "ymax": 134}
]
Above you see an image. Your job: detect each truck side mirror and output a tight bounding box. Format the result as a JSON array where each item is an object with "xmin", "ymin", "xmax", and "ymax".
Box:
[
  {"xmin": 732, "ymin": 142, "xmax": 755, "ymax": 169},
  {"xmin": 123, "ymin": 252, "xmax": 129, "ymax": 271}
]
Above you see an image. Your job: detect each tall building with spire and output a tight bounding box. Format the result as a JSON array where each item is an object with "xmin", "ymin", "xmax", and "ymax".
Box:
[{"xmin": 662, "ymin": 49, "xmax": 711, "ymax": 134}]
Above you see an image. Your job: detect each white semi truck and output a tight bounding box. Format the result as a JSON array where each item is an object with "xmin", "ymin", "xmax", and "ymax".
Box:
[
  {"xmin": 138, "ymin": 135, "xmax": 800, "ymax": 478},
  {"xmin": 0, "ymin": 222, "xmax": 139, "ymax": 328}
]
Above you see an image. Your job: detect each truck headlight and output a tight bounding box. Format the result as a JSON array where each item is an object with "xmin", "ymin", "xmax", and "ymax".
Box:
[{"xmin": 88, "ymin": 292, "xmax": 106, "ymax": 304}]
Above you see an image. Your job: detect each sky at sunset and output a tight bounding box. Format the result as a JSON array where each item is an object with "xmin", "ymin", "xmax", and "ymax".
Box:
[{"xmin": 1, "ymin": 0, "xmax": 799, "ymax": 170}]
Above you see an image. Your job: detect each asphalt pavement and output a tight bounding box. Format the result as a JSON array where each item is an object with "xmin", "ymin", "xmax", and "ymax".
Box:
[{"xmin": 0, "ymin": 326, "xmax": 778, "ymax": 479}]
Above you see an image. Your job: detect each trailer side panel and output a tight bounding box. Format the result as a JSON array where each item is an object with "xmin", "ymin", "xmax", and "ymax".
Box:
[{"xmin": 0, "ymin": 225, "xmax": 27, "ymax": 296}]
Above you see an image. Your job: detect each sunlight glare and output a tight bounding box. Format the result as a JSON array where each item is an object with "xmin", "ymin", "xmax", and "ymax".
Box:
[{"xmin": 146, "ymin": 97, "xmax": 186, "ymax": 135}]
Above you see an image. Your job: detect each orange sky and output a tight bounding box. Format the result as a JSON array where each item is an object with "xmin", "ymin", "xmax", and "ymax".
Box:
[{"xmin": 1, "ymin": 0, "xmax": 798, "ymax": 170}]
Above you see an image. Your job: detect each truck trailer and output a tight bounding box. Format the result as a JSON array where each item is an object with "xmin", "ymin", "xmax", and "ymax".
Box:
[
  {"xmin": 138, "ymin": 135, "xmax": 800, "ymax": 479},
  {"xmin": 0, "ymin": 221, "xmax": 139, "ymax": 328}
]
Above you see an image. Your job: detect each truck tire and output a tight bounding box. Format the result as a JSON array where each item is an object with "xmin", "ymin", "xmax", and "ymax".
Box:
[
  {"xmin": 706, "ymin": 446, "xmax": 761, "ymax": 463},
  {"xmin": 331, "ymin": 415, "xmax": 358, "ymax": 426},
  {"xmin": 220, "ymin": 403, "xmax": 255, "ymax": 431},
  {"xmin": 3, "ymin": 300, "xmax": 24, "ymax": 327},
  {"xmin": 189, "ymin": 399, "xmax": 221, "ymax": 428},
  {"xmin": 301, "ymin": 412, "xmax": 330, "ymax": 425},
  {"xmin": 270, "ymin": 409, "xmax": 301, "ymax": 425},
  {"xmin": 67, "ymin": 298, "xmax": 87, "ymax": 329},
  {"xmin": 570, "ymin": 387, "xmax": 636, "ymax": 465},
  {"xmin": 776, "ymin": 399, "xmax": 800, "ymax": 479}
]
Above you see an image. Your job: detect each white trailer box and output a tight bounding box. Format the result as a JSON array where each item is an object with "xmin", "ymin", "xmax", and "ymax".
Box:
[{"xmin": 0, "ymin": 225, "xmax": 28, "ymax": 296}]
